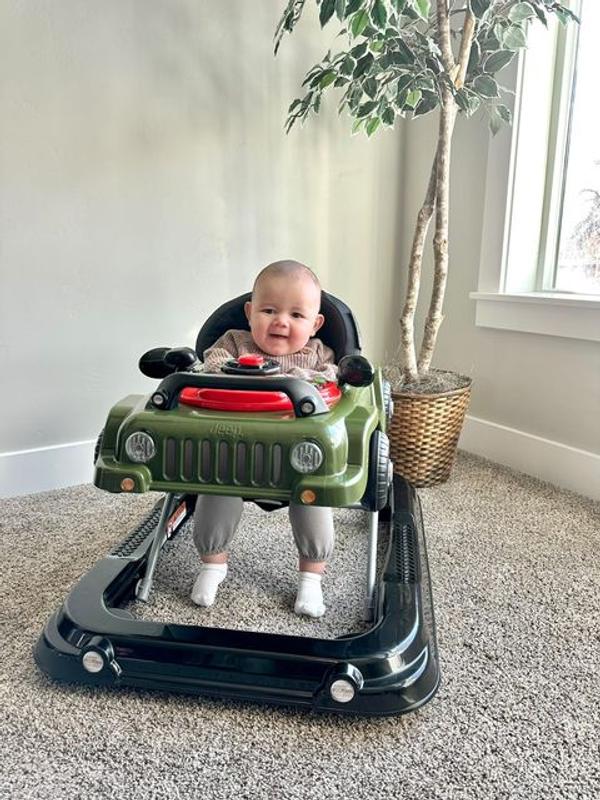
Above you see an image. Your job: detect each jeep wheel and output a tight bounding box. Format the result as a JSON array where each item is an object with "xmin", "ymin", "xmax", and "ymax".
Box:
[
  {"xmin": 362, "ymin": 430, "xmax": 391, "ymax": 512},
  {"xmin": 94, "ymin": 429, "xmax": 104, "ymax": 465}
]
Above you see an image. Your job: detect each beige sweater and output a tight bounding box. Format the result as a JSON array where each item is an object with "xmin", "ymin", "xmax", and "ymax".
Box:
[{"xmin": 202, "ymin": 329, "xmax": 337, "ymax": 382}]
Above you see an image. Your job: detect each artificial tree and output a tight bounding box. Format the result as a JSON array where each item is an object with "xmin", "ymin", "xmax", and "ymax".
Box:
[{"xmin": 275, "ymin": 0, "xmax": 577, "ymax": 389}]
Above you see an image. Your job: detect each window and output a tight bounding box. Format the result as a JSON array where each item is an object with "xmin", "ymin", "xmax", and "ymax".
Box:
[
  {"xmin": 552, "ymin": 0, "xmax": 600, "ymax": 295},
  {"xmin": 471, "ymin": 0, "xmax": 600, "ymax": 341}
]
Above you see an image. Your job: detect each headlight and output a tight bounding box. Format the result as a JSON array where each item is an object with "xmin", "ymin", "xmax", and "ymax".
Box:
[
  {"xmin": 290, "ymin": 441, "xmax": 323, "ymax": 474},
  {"xmin": 125, "ymin": 432, "xmax": 156, "ymax": 463}
]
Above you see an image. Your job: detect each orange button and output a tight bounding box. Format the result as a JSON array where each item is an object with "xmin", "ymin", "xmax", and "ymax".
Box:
[{"xmin": 300, "ymin": 489, "xmax": 316, "ymax": 505}]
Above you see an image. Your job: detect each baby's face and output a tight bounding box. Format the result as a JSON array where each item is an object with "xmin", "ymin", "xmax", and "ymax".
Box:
[{"xmin": 244, "ymin": 274, "xmax": 324, "ymax": 357}]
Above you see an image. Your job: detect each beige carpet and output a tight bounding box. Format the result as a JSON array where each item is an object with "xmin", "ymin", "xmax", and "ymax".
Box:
[{"xmin": 1, "ymin": 452, "xmax": 599, "ymax": 800}]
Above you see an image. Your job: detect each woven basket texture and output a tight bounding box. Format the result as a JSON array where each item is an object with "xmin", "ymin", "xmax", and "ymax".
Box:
[{"xmin": 389, "ymin": 382, "xmax": 472, "ymax": 487}]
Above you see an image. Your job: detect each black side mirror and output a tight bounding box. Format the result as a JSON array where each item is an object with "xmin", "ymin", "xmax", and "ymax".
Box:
[
  {"xmin": 139, "ymin": 347, "xmax": 198, "ymax": 379},
  {"xmin": 165, "ymin": 347, "xmax": 198, "ymax": 372},
  {"xmin": 337, "ymin": 355, "xmax": 375, "ymax": 387}
]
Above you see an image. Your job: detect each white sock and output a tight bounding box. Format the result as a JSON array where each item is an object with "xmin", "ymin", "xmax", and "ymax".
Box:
[
  {"xmin": 294, "ymin": 572, "xmax": 325, "ymax": 618},
  {"xmin": 191, "ymin": 563, "xmax": 228, "ymax": 607}
]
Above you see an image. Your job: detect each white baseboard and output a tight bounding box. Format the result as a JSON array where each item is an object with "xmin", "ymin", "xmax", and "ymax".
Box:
[
  {"xmin": 0, "ymin": 440, "xmax": 96, "ymax": 498},
  {"xmin": 460, "ymin": 415, "xmax": 600, "ymax": 501}
]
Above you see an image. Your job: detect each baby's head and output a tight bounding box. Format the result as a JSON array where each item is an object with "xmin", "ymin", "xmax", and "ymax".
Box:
[{"xmin": 244, "ymin": 260, "xmax": 324, "ymax": 357}]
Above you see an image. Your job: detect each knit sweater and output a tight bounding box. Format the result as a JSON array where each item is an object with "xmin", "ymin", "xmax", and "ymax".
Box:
[{"xmin": 202, "ymin": 329, "xmax": 337, "ymax": 382}]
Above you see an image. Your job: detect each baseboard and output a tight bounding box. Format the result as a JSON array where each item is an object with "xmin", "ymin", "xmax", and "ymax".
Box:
[
  {"xmin": 0, "ymin": 440, "xmax": 96, "ymax": 498},
  {"xmin": 460, "ymin": 415, "xmax": 600, "ymax": 501}
]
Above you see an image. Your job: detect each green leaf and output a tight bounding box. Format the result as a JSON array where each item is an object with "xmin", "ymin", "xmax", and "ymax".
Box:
[
  {"xmin": 319, "ymin": 70, "xmax": 337, "ymax": 88},
  {"xmin": 483, "ymin": 50, "xmax": 515, "ymax": 74},
  {"xmin": 455, "ymin": 88, "xmax": 481, "ymax": 116},
  {"xmin": 391, "ymin": 0, "xmax": 407, "ymax": 13},
  {"xmin": 405, "ymin": 89, "xmax": 422, "ymax": 109},
  {"xmin": 467, "ymin": 40, "xmax": 481, "ymax": 77},
  {"xmin": 370, "ymin": 38, "xmax": 385, "ymax": 52},
  {"xmin": 353, "ymin": 53, "xmax": 374, "ymax": 78},
  {"xmin": 387, "ymin": 40, "xmax": 415, "ymax": 66},
  {"xmin": 363, "ymin": 77, "xmax": 378, "ymax": 98},
  {"xmin": 509, "ymin": 2, "xmax": 536, "ymax": 23},
  {"xmin": 503, "ymin": 24, "xmax": 527, "ymax": 50},
  {"xmin": 555, "ymin": 8, "xmax": 580, "ymax": 25},
  {"xmin": 474, "ymin": 74, "xmax": 499, "ymax": 97},
  {"xmin": 489, "ymin": 109, "xmax": 503, "ymax": 136},
  {"xmin": 371, "ymin": 0, "xmax": 387, "ymax": 29},
  {"xmin": 351, "ymin": 9, "xmax": 369, "ymax": 37},
  {"xmin": 366, "ymin": 117, "xmax": 381, "ymax": 136},
  {"xmin": 319, "ymin": 0, "xmax": 336, "ymax": 28},
  {"xmin": 531, "ymin": 5, "xmax": 547, "ymax": 27},
  {"xmin": 382, "ymin": 106, "xmax": 395, "ymax": 126},
  {"xmin": 469, "ymin": 0, "xmax": 491, "ymax": 18},
  {"xmin": 357, "ymin": 100, "xmax": 378, "ymax": 117},
  {"xmin": 496, "ymin": 104, "xmax": 512, "ymax": 124},
  {"xmin": 352, "ymin": 117, "xmax": 364, "ymax": 134},
  {"xmin": 345, "ymin": 0, "xmax": 362, "ymax": 18},
  {"xmin": 413, "ymin": 91, "xmax": 438, "ymax": 117},
  {"xmin": 396, "ymin": 72, "xmax": 413, "ymax": 98},
  {"xmin": 415, "ymin": 0, "xmax": 431, "ymax": 20},
  {"xmin": 335, "ymin": 0, "xmax": 347, "ymax": 22},
  {"xmin": 288, "ymin": 98, "xmax": 303, "ymax": 113},
  {"xmin": 350, "ymin": 41, "xmax": 368, "ymax": 59},
  {"xmin": 340, "ymin": 55, "xmax": 356, "ymax": 76}
]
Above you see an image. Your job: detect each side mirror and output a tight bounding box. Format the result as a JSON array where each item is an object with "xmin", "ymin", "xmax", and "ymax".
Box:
[
  {"xmin": 139, "ymin": 347, "xmax": 198, "ymax": 379},
  {"xmin": 165, "ymin": 347, "xmax": 198, "ymax": 372},
  {"xmin": 337, "ymin": 355, "xmax": 374, "ymax": 387}
]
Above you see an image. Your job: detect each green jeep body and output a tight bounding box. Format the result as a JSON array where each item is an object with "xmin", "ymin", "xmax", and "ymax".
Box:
[{"xmin": 94, "ymin": 369, "xmax": 388, "ymax": 509}]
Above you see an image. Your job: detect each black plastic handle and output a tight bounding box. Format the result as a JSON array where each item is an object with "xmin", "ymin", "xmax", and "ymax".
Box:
[{"xmin": 147, "ymin": 373, "xmax": 329, "ymax": 417}]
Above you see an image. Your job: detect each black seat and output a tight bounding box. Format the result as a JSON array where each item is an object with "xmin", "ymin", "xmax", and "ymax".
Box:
[{"xmin": 195, "ymin": 291, "xmax": 362, "ymax": 362}]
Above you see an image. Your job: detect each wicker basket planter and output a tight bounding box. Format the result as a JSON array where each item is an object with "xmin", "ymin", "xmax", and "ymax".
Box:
[{"xmin": 389, "ymin": 374, "xmax": 472, "ymax": 488}]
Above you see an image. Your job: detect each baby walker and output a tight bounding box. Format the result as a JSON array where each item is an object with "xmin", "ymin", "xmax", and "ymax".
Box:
[{"xmin": 35, "ymin": 292, "xmax": 440, "ymax": 716}]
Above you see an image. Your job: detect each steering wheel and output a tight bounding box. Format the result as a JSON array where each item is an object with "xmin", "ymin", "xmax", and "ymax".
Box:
[{"xmin": 220, "ymin": 354, "xmax": 281, "ymax": 376}]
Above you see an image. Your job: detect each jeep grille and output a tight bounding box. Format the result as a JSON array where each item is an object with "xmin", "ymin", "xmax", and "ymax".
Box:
[{"xmin": 163, "ymin": 438, "xmax": 285, "ymax": 488}]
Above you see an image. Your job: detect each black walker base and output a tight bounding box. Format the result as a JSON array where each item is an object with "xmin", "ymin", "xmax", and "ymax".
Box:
[{"xmin": 35, "ymin": 476, "xmax": 440, "ymax": 717}]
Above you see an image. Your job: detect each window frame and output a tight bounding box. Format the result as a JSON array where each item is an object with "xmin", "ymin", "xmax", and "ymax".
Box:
[{"xmin": 471, "ymin": 0, "xmax": 600, "ymax": 342}]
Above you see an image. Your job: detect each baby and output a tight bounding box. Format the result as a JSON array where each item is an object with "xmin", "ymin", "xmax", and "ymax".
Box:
[{"xmin": 191, "ymin": 260, "xmax": 336, "ymax": 618}]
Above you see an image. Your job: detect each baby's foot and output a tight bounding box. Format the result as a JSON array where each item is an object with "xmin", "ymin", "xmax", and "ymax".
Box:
[
  {"xmin": 294, "ymin": 572, "xmax": 325, "ymax": 618},
  {"xmin": 191, "ymin": 563, "xmax": 228, "ymax": 607}
]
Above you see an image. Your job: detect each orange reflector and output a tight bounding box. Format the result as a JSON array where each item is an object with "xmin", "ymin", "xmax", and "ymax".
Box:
[
  {"xmin": 120, "ymin": 478, "xmax": 135, "ymax": 492},
  {"xmin": 300, "ymin": 489, "xmax": 316, "ymax": 505}
]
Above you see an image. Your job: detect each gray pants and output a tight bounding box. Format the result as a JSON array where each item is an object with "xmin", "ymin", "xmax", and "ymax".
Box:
[{"xmin": 192, "ymin": 495, "xmax": 335, "ymax": 562}]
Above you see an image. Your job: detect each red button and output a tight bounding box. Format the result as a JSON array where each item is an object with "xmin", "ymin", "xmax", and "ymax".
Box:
[{"xmin": 238, "ymin": 354, "xmax": 265, "ymax": 367}]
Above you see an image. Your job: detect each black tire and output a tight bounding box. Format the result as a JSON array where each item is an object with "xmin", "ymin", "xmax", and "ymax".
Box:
[
  {"xmin": 362, "ymin": 430, "xmax": 391, "ymax": 512},
  {"xmin": 94, "ymin": 429, "xmax": 104, "ymax": 465}
]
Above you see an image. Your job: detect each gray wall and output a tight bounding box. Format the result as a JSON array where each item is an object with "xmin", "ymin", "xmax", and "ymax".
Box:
[{"xmin": 0, "ymin": 1, "xmax": 403, "ymax": 456}]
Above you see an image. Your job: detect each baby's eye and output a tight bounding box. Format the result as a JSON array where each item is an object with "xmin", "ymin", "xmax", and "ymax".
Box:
[
  {"xmin": 261, "ymin": 308, "xmax": 275, "ymax": 315},
  {"xmin": 292, "ymin": 312, "xmax": 305, "ymax": 319}
]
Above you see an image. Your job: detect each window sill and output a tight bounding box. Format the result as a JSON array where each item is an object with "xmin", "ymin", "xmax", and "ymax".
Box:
[{"xmin": 470, "ymin": 292, "xmax": 600, "ymax": 342}]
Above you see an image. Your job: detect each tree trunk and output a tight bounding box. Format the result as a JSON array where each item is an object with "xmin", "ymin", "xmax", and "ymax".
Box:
[
  {"xmin": 416, "ymin": 1, "xmax": 462, "ymax": 378},
  {"xmin": 399, "ymin": 5, "xmax": 475, "ymax": 383},
  {"xmin": 398, "ymin": 155, "xmax": 438, "ymax": 382},
  {"xmin": 417, "ymin": 86, "xmax": 455, "ymax": 377}
]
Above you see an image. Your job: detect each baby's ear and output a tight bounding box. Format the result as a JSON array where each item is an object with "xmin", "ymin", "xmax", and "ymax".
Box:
[
  {"xmin": 244, "ymin": 301, "xmax": 252, "ymax": 323},
  {"xmin": 312, "ymin": 313, "xmax": 324, "ymax": 334}
]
